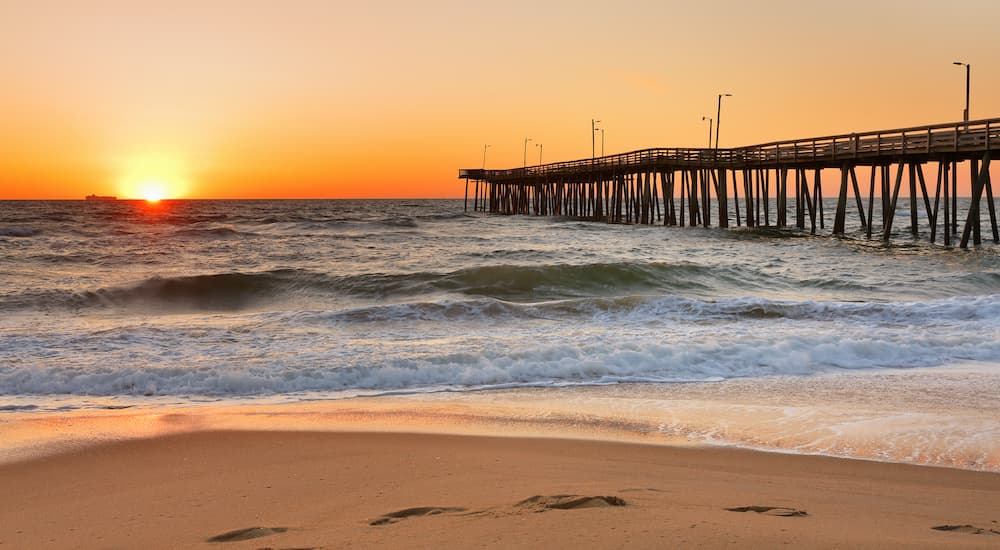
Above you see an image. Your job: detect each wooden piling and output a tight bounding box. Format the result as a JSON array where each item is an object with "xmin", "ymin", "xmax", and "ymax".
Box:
[
  {"xmin": 883, "ymin": 163, "xmax": 905, "ymax": 242},
  {"xmin": 850, "ymin": 167, "xmax": 865, "ymax": 230},
  {"xmin": 943, "ymin": 162, "xmax": 951, "ymax": 246},
  {"xmin": 961, "ymin": 153, "xmax": 993, "ymax": 248},
  {"xmin": 834, "ymin": 165, "xmax": 849, "ymax": 235},
  {"xmin": 909, "ymin": 163, "xmax": 918, "ymax": 236},
  {"xmin": 865, "ymin": 166, "xmax": 876, "ymax": 240}
]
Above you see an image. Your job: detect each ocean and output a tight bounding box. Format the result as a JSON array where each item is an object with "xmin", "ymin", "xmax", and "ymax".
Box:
[{"xmin": 2, "ymin": 198, "xmax": 999, "ymax": 469}]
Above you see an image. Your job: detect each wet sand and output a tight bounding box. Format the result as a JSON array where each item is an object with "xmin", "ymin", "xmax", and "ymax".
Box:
[{"xmin": 1, "ymin": 430, "xmax": 998, "ymax": 549}]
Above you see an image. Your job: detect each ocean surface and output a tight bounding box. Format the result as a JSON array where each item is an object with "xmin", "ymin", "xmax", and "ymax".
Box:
[{"xmin": 2, "ymin": 198, "xmax": 999, "ymax": 469}]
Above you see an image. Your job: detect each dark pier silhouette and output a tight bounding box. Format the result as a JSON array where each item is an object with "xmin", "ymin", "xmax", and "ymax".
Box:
[{"xmin": 460, "ymin": 118, "xmax": 999, "ymax": 248}]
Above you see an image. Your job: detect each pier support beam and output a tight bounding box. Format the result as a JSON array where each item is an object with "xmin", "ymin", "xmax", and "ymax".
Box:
[
  {"xmin": 986, "ymin": 167, "xmax": 1000, "ymax": 243},
  {"xmin": 883, "ymin": 163, "xmax": 905, "ymax": 242},
  {"xmin": 931, "ymin": 163, "xmax": 943, "ymax": 244},
  {"xmin": 943, "ymin": 162, "xmax": 951, "ymax": 245},
  {"xmin": 850, "ymin": 167, "xmax": 865, "ymax": 230},
  {"xmin": 718, "ymin": 169, "xmax": 729, "ymax": 228},
  {"xmin": 777, "ymin": 169, "xmax": 787, "ymax": 228},
  {"xmin": 909, "ymin": 163, "xmax": 918, "ymax": 236},
  {"xmin": 961, "ymin": 152, "xmax": 993, "ymax": 249},
  {"xmin": 833, "ymin": 165, "xmax": 849, "ymax": 235}
]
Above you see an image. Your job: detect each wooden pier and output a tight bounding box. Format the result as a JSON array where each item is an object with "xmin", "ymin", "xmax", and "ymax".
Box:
[{"xmin": 460, "ymin": 118, "xmax": 999, "ymax": 248}]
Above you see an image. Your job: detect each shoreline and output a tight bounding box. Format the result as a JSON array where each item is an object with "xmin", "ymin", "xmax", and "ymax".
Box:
[
  {"xmin": 4, "ymin": 365, "xmax": 999, "ymax": 472},
  {"xmin": 2, "ymin": 429, "xmax": 998, "ymax": 549}
]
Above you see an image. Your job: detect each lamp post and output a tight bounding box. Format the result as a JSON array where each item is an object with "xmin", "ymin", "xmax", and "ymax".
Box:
[
  {"xmin": 591, "ymin": 119, "xmax": 601, "ymax": 158},
  {"xmin": 536, "ymin": 143, "xmax": 543, "ymax": 165},
  {"xmin": 702, "ymin": 116, "xmax": 713, "ymax": 148},
  {"xmin": 523, "ymin": 138, "xmax": 532, "ymax": 168},
  {"xmin": 952, "ymin": 61, "xmax": 970, "ymax": 122},
  {"xmin": 482, "ymin": 144, "xmax": 490, "ymax": 169},
  {"xmin": 715, "ymin": 93, "xmax": 732, "ymax": 149},
  {"xmin": 593, "ymin": 124, "xmax": 604, "ymax": 157}
]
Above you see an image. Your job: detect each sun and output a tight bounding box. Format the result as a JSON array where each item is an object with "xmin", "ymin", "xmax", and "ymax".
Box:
[
  {"xmin": 116, "ymin": 153, "xmax": 191, "ymax": 201},
  {"xmin": 140, "ymin": 181, "xmax": 166, "ymax": 203}
]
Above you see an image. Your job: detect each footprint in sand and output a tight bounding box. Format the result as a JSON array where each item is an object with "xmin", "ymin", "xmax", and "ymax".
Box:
[
  {"xmin": 726, "ymin": 506, "xmax": 808, "ymax": 517},
  {"xmin": 206, "ymin": 526, "xmax": 288, "ymax": 542},
  {"xmin": 370, "ymin": 495, "xmax": 627, "ymax": 526},
  {"xmin": 369, "ymin": 506, "xmax": 468, "ymax": 526},
  {"xmin": 515, "ymin": 495, "xmax": 627, "ymax": 512},
  {"xmin": 932, "ymin": 524, "xmax": 1000, "ymax": 535}
]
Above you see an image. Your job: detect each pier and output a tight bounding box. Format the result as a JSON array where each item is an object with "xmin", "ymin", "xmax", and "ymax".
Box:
[{"xmin": 460, "ymin": 118, "xmax": 999, "ymax": 248}]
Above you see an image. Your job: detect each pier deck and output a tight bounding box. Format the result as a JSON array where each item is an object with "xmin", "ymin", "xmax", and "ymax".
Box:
[{"xmin": 460, "ymin": 118, "xmax": 999, "ymax": 248}]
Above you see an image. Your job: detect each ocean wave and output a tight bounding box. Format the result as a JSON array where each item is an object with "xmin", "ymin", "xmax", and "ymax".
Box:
[
  {"xmin": 155, "ymin": 214, "xmax": 231, "ymax": 225},
  {"xmin": 173, "ymin": 226, "xmax": 255, "ymax": 239},
  {"xmin": 7, "ymin": 260, "xmax": 1000, "ymax": 314},
  {"xmin": 246, "ymin": 211, "xmax": 464, "ymax": 226},
  {"xmin": 379, "ymin": 216, "xmax": 418, "ymax": 228},
  {"xmin": 0, "ymin": 263, "xmax": 714, "ymax": 312},
  {"xmin": 418, "ymin": 211, "xmax": 474, "ymax": 221},
  {"xmin": 436, "ymin": 262, "xmax": 720, "ymax": 298},
  {"xmin": 0, "ymin": 404, "xmax": 39, "ymax": 411},
  {"xmin": 293, "ymin": 294, "xmax": 1000, "ymax": 326},
  {"xmin": 0, "ymin": 226, "xmax": 39, "ymax": 237},
  {"xmin": 3, "ymin": 326, "xmax": 999, "ymax": 397},
  {"xmin": 70, "ymin": 270, "xmax": 317, "ymax": 311}
]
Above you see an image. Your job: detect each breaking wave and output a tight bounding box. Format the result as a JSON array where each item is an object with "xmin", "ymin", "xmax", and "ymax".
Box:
[
  {"xmin": 5, "ymin": 259, "xmax": 999, "ymax": 313},
  {"xmin": 3, "ymin": 319, "xmax": 999, "ymax": 396}
]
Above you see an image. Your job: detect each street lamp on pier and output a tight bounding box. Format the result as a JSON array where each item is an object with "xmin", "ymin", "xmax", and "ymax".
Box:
[
  {"xmin": 536, "ymin": 143, "xmax": 543, "ymax": 165},
  {"xmin": 591, "ymin": 119, "xmax": 601, "ymax": 158},
  {"xmin": 523, "ymin": 138, "xmax": 532, "ymax": 168},
  {"xmin": 482, "ymin": 144, "xmax": 490, "ymax": 169},
  {"xmin": 715, "ymin": 93, "xmax": 732, "ymax": 149},
  {"xmin": 952, "ymin": 61, "xmax": 970, "ymax": 122},
  {"xmin": 701, "ymin": 116, "xmax": 713, "ymax": 148}
]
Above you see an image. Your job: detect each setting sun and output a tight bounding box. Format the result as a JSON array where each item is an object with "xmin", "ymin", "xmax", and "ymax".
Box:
[
  {"xmin": 139, "ymin": 181, "xmax": 165, "ymax": 202},
  {"xmin": 115, "ymin": 153, "xmax": 190, "ymax": 200}
]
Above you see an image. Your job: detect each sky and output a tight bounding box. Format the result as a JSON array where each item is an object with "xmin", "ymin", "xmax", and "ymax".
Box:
[{"xmin": 1, "ymin": 0, "xmax": 998, "ymax": 199}]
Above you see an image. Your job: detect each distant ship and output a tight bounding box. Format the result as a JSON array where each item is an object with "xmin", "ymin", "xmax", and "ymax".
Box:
[{"xmin": 85, "ymin": 194, "xmax": 117, "ymax": 201}]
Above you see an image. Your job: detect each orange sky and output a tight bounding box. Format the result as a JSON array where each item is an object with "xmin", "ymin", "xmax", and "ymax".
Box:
[{"xmin": 1, "ymin": 0, "xmax": 998, "ymax": 199}]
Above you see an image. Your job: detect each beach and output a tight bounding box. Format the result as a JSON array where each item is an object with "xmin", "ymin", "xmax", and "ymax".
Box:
[
  {"xmin": 3, "ymin": 199, "xmax": 1000, "ymax": 547},
  {"xmin": 2, "ymin": 428, "xmax": 999, "ymax": 549}
]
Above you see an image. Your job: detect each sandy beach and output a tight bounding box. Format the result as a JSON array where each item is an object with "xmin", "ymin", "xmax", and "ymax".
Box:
[
  {"xmin": 1, "ymin": 430, "xmax": 998, "ymax": 549},
  {"xmin": 5, "ymin": 0, "xmax": 1000, "ymax": 548}
]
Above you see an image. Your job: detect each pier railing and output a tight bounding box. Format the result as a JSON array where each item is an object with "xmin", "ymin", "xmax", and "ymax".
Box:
[{"xmin": 744, "ymin": 118, "xmax": 997, "ymax": 165}]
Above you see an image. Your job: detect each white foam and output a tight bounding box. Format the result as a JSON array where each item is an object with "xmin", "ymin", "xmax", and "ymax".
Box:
[{"xmin": 2, "ymin": 300, "xmax": 999, "ymax": 396}]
